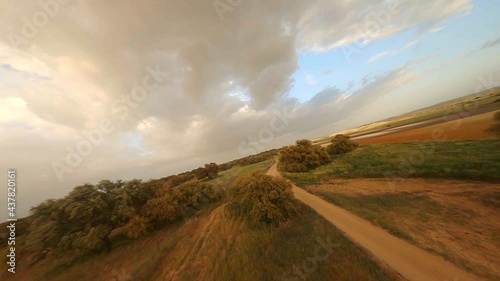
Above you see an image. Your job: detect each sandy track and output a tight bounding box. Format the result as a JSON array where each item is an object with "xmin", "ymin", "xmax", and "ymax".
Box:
[{"xmin": 267, "ymin": 161, "xmax": 485, "ymax": 281}]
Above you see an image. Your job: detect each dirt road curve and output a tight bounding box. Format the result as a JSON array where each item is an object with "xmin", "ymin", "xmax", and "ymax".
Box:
[{"xmin": 267, "ymin": 160, "xmax": 485, "ymax": 281}]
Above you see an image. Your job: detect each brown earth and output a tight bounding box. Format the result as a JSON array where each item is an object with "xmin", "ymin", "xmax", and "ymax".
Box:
[
  {"xmin": 308, "ymin": 178, "xmax": 500, "ymax": 280},
  {"xmin": 267, "ymin": 160, "xmax": 487, "ymax": 281},
  {"xmin": 356, "ymin": 111, "xmax": 497, "ymax": 144}
]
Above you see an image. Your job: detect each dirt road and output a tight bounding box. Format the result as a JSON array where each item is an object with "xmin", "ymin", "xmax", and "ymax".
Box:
[{"xmin": 266, "ymin": 161, "xmax": 485, "ymax": 281}]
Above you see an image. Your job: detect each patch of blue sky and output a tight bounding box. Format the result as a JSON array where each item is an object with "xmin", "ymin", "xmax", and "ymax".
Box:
[
  {"xmin": 288, "ymin": 0, "xmax": 500, "ymax": 104},
  {"xmin": 227, "ymin": 85, "xmax": 251, "ymax": 102},
  {"xmin": 119, "ymin": 132, "xmax": 151, "ymax": 156}
]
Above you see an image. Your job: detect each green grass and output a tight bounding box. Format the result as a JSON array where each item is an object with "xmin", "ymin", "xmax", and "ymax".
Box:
[
  {"xmin": 284, "ymin": 139, "xmax": 500, "ymax": 186},
  {"xmin": 312, "ymin": 88, "xmax": 500, "ymax": 142},
  {"xmin": 170, "ymin": 203, "xmax": 398, "ymax": 281},
  {"xmin": 207, "ymin": 159, "xmax": 275, "ymax": 188}
]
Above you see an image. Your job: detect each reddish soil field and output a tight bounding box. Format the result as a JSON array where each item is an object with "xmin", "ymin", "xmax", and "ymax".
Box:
[{"xmin": 357, "ymin": 111, "xmax": 497, "ymax": 145}]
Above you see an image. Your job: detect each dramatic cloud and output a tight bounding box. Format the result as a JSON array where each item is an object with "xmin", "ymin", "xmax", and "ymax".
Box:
[
  {"xmin": 296, "ymin": 0, "xmax": 472, "ymax": 51},
  {"xmin": 0, "ymin": 0, "xmax": 486, "ymax": 217}
]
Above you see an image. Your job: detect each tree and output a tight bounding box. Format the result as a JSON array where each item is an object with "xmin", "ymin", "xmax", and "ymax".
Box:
[
  {"xmin": 485, "ymin": 111, "xmax": 500, "ymax": 137},
  {"xmin": 280, "ymin": 139, "xmax": 330, "ymax": 172},
  {"xmin": 229, "ymin": 172, "xmax": 298, "ymax": 226},
  {"xmin": 193, "ymin": 163, "xmax": 219, "ymax": 180},
  {"xmin": 26, "ymin": 179, "xmax": 153, "ymax": 253},
  {"xmin": 143, "ymin": 180, "xmax": 220, "ymax": 225},
  {"xmin": 204, "ymin": 163, "xmax": 219, "ymax": 179},
  {"xmin": 124, "ymin": 215, "xmax": 149, "ymax": 239},
  {"xmin": 166, "ymin": 173, "xmax": 196, "ymax": 186},
  {"xmin": 192, "ymin": 167, "xmax": 206, "ymax": 179},
  {"xmin": 143, "ymin": 192, "xmax": 179, "ymax": 223},
  {"xmin": 26, "ymin": 184, "xmax": 113, "ymax": 253},
  {"xmin": 328, "ymin": 134, "xmax": 359, "ymax": 155},
  {"xmin": 25, "ymin": 199, "xmax": 65, "ymax": 252}
]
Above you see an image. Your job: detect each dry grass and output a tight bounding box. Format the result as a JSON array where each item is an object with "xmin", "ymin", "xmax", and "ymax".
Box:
[
  {"xmin": 150, "ymin": 203, "xmax": 402, "ymax": 281},
  {"xmin": 2, "ymin": 202, "xmax": 402, "ymax": 281},
  {"xmin": 314, "ymin": 88, "xmax": 500, "ymax": 146},
  {"xmin": 1, "ymin": 159, "xmax": 401, "ymax": 281},
  {"xmin": 306, "ymin": 178, "xmax": 500, "ymax": 281},
  {"xmin": 357, "ymin": 111, "xmax": 498, "ymax": 144}
]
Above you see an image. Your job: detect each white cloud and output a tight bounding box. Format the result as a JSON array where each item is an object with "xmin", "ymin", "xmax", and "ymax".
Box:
[
  {"xmin": 0, "ymin": 0, "xmax": 479, "ymax": 217},
  {"xmin": 400, "ymin": 39, "xmax": 419, "ymax": 51},
  {"xmin": 367, "ymin": 39, "xmax": 420, "ymax": 63},
  {"xmin": 430, "ymin": 26, "xmax": 446, "ymax": 33},
  {"xmin": 305, "ymin": 73, "xmax": 318, "ymax": 85},
  {"xmin": 368, "ymin": 51, "xmax": 390, "ymax": 63},
  {"xmin": 297, "ymin": 0, "xmax": 472, "ymax": 52}
]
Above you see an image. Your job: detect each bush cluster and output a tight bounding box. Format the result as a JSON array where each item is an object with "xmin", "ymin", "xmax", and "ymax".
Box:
[
  {"xmin": 25, "ymin": 176, "xmax": 221, "ymax": 255},
  {"xmin": 280, "ymin": 140, "xmax": 330, "ymax": 172},
  {"xmin": 143, "ymin": 180, "xmax": 221, "ymax": 225},
  {"xmin": 192, "ymin": 162, "xmax": 219, "ymax": 180},
  {"xmin": 229, "ymin": 172, "xmax": 298, "ymax": 226},
  {"xmin": 328, "ymin": 134, "xmax": 359, "ymax": 155}
]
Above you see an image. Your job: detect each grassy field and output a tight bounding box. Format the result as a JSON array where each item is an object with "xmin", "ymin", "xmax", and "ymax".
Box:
[
  {"xmin": 377, "ymin": 87, "xmax": 499, "ymax": 128},
  {"xmin": 314, "ymin": 87, "xmax": 500, "ymax": 145},
  {"xmin": 357, "ymin": 111, "xmax": 498, "ymax": 144},
  {"xmin": 207, "ymin": 159, "xmax": 275, "ymax": 188},
  {"xmin": 3, "ymin": 159, "xmax": 401, "ymax": 281},
  {"xmin": 280, "ymin": 139, "xmax": 500, "ymax": 280},
  {"xmin": 0, "ymin": 161, "xmax": 272, "ymax": 281},
  {"xmin": 283, "ymin": 139, "xmax": 500, "ymax": 187},
  {"xmin": 2, "ymin": 202, "xmax": 401, "ymax": 281},
  {"xmin": 149, "ymin": 203, "xmax": 401, "ymax": 281},
  {"xmin": 305, "ymin": 179, "xmax": 500, "ymax": 280}
]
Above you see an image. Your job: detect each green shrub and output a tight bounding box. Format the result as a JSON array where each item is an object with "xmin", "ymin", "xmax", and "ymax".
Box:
[
  {"xmin": 328, "ymin": 134, "xmax": 359, "ymax": 155},
  {"xmin": 193, "ymin": 163, "xmax": 219, "ymax": 180},
  {"xmin": 124, "ymin": 215, "xmax": 149, "ymax": 239},
  {"xmin": 229, "ymin": 172, "xmax": 298, "ymax": 226},
  {"xmin": 280, "ymin": 139, "xmax": 331, "ymax": 172},
  {"xmin": 144, "ymin": 180, "xmax": 221, "ymax": 225}
]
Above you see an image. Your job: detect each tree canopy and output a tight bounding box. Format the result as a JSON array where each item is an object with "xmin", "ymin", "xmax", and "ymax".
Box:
[
  {"xmin": 279, "ymin": 139, "xmax": 331, "ymax": 172},
  {"xmin": 25, "ymin": 176, "xmax": 222, "ymax": 255},
  {"xmin": 143, "ymin": 180, "xmax": 220, "ymax": 225},
  {"xmin": 229, "ymin": 172, "xmax": 298, "ymax": 226},
  {"xmin": 328, "ymin": 134, "xmax": 359, "ymax": 155},
  {"xmin": 193, "ymin": 163, "xmax": 219, "ymax": 180},
  {"xmin": 26, "ymin": 179, "xmax": 154, "ymax": 253}
]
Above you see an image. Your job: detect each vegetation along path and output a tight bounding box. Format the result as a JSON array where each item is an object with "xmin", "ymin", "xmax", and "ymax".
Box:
[{"xmin": 266, "ymin": 160, "xmax": 485, "ymax": 281}]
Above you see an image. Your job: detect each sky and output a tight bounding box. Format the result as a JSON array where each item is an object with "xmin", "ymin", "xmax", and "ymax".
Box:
[{"xmin": 0, "ymin": 0, "xmax": 499, "ymax": 218}]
